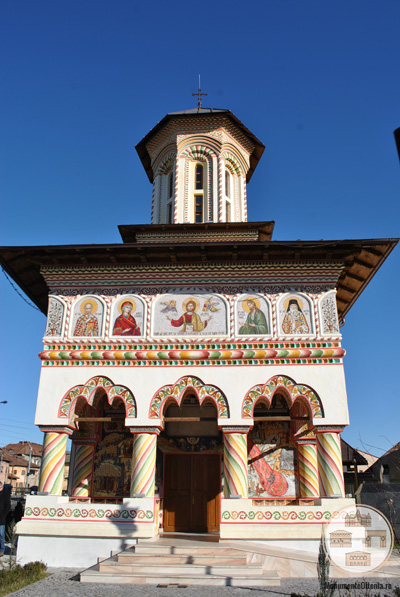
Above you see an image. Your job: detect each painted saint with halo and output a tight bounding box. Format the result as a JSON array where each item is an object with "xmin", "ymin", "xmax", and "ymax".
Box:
[
  {"xmin": 112, "ymin": 299, "xmax": 141, "ymax": 336},
  {"xmin": 166, "ymin": 297, "xmax": 211, "ymax": 333}
]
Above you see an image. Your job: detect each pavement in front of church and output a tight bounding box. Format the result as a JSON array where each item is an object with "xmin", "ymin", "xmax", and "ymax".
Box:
[{"xmin": 4, "ymin": 567, "xmax": 400, "ymax": 597}]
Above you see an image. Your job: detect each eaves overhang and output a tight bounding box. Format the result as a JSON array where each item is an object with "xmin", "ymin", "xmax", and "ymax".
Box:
[
  {"xmin": 0, "ymin": 236, "xmax": 397, "ymax": 322},
  {"xmin": 135, "ymin": 109, "xmax": 265, "ymax": 184}
]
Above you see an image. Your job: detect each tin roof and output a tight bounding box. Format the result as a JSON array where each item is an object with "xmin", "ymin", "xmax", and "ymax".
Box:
[{"xmin": 135, "ymin": 108, "xmax": 265, "ymax": 183}]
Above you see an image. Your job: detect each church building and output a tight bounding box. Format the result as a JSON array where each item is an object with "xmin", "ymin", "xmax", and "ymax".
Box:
[{"xmin": 0, "ymin": 104, "xmax": 397, "ymax": 567}]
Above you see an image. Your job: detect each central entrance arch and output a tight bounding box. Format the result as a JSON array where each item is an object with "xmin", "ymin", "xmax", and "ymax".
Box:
[{"xmin": 161, "ymin": 393, "xmax": 221, "ymax": 533}]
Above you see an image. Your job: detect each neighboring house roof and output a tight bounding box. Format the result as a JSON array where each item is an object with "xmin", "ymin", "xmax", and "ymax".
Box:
[
  {"xmin": 341, "ymin": 439, "xmax": 368, "ymax": 465},
  {"xmin": 382, "ymin": 441, "xmax": 400, "ymax": 456},
  {"xmin": 357, "ymin": 450, "xmax": 379, "ymax": 473},
  {"xmin": 0, "ymin": 450, "xmax": 13, "ymax": 463},
  {"xmin": 2, "ymin": 442, "xmax": 42, "ymax": 457},
  {"xmin": 7, "ymin": 454, "xmax": 29, "ymax": 467},
  {"xmin": 364, "ymin": 441, "xmax": 400, "ymax": 482}
]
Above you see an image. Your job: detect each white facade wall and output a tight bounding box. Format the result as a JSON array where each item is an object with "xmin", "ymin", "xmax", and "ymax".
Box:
[{"xmin": 34, "ymin": 363, "xmax": 349, "ymax": 428}]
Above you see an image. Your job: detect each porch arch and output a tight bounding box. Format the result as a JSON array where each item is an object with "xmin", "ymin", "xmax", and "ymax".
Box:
[
  {"xmin": 241, "ymin": 375, "xmax": 323, "ymax": 419},
  {"xmin": 149, "ymin": 375, "xmax": 229, "ymax": 419},
  {"xmin": 58, "ymin": 375, "xmax": 136, "ymax": 421}
]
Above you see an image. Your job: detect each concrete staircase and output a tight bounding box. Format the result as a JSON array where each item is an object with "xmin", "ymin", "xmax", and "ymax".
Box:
[{"xmin": 80, "ymin": 536, "xmax": 281, "ymax": 587}]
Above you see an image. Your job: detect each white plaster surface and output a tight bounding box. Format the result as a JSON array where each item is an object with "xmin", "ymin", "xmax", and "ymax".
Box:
[
  {"xmin": 34, "ymin": 363, "xmax": 349, "ymax": 426},
  {"xmin": 17, "ymin": 535, "xmax": 137, "ymax": 567}
]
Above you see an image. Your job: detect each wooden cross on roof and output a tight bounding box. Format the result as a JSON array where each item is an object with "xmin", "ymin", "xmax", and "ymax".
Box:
[{"xmin": 192, "ymin": 75, "xmax": 207, "ymax": 108}]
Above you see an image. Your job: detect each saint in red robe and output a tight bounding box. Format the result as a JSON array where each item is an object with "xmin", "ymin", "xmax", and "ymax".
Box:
[{"xmin": 112, "ymin": 314, "xmax": 141, "ymax": 336}]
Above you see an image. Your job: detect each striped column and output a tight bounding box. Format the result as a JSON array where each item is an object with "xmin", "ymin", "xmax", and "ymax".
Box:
[
  {"xmin": 223, "ymin": 432, "xmax": 248, "ymax": 498},
  {"xmin": 130, "ymin": 432, "xmax": 158, "ymax": 497},
  {"xmin": 71, "ymin": 443, "xmax": 95, "ymax": 497},
  {"xmin": 38, "ymin": 431, "xmax": 69, "ymax": 495},
  {"xmin": 297, "ymin": 441, "xmax": 320, "ymax": 498},
  {"xmin": 317, "ymin": 432, "xmax": 345, "ymax": 497}
]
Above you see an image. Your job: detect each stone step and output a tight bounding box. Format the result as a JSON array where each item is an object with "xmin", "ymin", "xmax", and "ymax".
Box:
[
  {"xmin": 80, "ymin": 569, "xmax": 281, "ymax": 587},
  {"xmin": 116, "ymin": 554, "xmax": 248, "ymax": 565},
  {"xmin": 98, "ymin": 562, "xmax": 264, "ymax": 576},
  {"xmin": 130, "ymin": 545, "xmax": 239, "ymax": 555}
]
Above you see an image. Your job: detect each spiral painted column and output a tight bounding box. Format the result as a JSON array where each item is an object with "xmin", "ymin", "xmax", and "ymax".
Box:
[
  {"xmin": 297, "ymin": 441, "xmax": 320, "ymax": 498},
  {"xmin": 317, "ymin": 432, "xmax": 345, "ymax": 497},
  {"xmin": 130, "ymin": 431, "xmax": 158, "ymax": 497},
  {"xmin": 71, "ymin": 443, "xmax": 95, "ymax": 497},
  {"xmin": 223, "ymin": 431, "xmax": 248, "ymax": 498},
  {"xmin": 38, "ymin": 430, "xmax": 70, "ymax": 495}
]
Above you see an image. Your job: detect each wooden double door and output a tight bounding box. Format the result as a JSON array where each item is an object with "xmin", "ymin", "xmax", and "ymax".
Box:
[{"xmin": 163, "ymin": 454, "xmax": 220, "ymax": 533}]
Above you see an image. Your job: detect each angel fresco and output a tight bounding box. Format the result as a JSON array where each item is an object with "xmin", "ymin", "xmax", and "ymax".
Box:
[
  {"xmin": 202, "ymin": 298, "xmax": 219, "ymax": 313},
  {"xmin": 160, "ymin": 299, "xmax": 177, "ymax": 314}
]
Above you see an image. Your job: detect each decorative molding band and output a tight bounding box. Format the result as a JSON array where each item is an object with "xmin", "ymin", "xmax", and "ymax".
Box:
[
  {"xmin": 313, "ymin": 426, "xmax": 346, "ymax": 433},
  {"xmin": 221, "ymin": 426, "xmax": 251, "ymax": 433},
  {"xmin": 40, "ymin": 347, "xmax": 345, "ymax": 364},
  {"xmin": 135, "ymin": 231, "xmax": 259, "ymax": 244},
  {"xmin": 24, "ymin": 506, "xmax": 154, "ymax": 523},
  {"xmin": 221, "ymin": 509, "xmax": 345, "ymax": 523},
  {"xmin": 41, "ymin": 358, "xmax": 343, "ymax": 367},
  {"xmin": 128, "ymin": 427, "xmax": 161, "ymax": 435},
  {"xmin": 38, "ymin": 425, "xmax": 75, "ymax": 435},
  {"xmin": 41, "ymin": 262, "xmax": 343, "ymax": 293}
]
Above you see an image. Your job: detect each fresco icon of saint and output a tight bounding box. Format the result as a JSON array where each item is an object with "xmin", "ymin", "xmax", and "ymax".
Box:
[
  {"xmin": 280, "ymin": 295, "xmax": 311, "ymax": 335},
  {"xmin": 112, "ymin": 299, "xmax": 141, "ymax": 336},
  {"xmin": 166, "ymin": 297, "xmax": 210, "ymax": 334},
  {"xmin": 73, "ymin": 298, "xmax": 101, "ymax": 337},
  {"xmin": 153, "ymin": 294, "xmax": 228, "ymax": 337},
  {"xmin": 236, "ymin": 295, "xmax": 270, "ymax": 336}
]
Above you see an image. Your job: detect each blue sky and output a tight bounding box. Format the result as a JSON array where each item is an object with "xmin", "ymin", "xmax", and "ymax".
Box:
[{"xmin": 0, "ymin": 1, "xmax": 399, "ymax": 457}]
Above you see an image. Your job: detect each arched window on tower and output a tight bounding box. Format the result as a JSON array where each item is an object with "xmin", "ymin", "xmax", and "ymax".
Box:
[
  {"xmin": 225, "ymin": 169, "xmax": 232, "ymax": 222},
  {"xmin": 194, "ymin": 163, "xmax": 205, "ymax": 223}
]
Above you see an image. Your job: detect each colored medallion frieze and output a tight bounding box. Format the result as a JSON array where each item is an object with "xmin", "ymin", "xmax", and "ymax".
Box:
[{"xmin": 40, "ymin": 344, "xmax": 345, "ymax": 366}]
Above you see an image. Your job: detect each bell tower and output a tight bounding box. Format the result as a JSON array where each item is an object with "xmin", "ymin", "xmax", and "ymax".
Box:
[{"xmin": 136, "ymin": 108, "xmax": 265, "ymax": 224}]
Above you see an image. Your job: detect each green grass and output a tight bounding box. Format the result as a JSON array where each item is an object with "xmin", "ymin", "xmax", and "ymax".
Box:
[{"xmin": 0, "ymin": 561, "xmax": 48, "ymax": 596}]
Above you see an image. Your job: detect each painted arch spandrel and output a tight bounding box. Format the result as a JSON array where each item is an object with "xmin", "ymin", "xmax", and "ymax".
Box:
[
  {"xmin": 110, "ymin": 296, "xmax": 145, "ymax": 338},
  {"xmin": 152, "ymin": 294, "xmax": 228, "ymax": 337},
  {"xmin": 236, "ymin": 295, "xmax": 271, "ymax": 337},
  {"xmin": 70, "ymin": 296, "xmax": 104, "ymax": 338}
]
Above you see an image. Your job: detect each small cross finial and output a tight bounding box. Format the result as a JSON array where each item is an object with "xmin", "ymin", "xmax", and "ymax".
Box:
[{"xmin": 192, "ymin": 74, "xmax": 207, "ymax": 108}]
